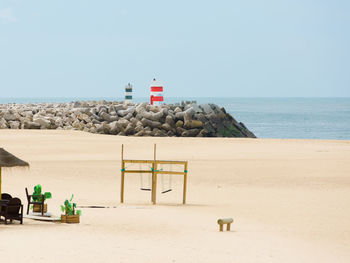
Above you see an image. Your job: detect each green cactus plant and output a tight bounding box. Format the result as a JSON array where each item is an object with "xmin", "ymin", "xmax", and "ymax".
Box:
[
  {"xmin": 60, "ymin": 194, "xmax": 81, "ymax": 216},
  {"xmin": 32, "ymin": 184, "xmax": 52, "ymax": 202}
]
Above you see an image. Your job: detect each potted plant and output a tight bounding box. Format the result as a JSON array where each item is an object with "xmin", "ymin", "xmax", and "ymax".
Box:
[
  {"xmin": 32, "ymin": 184, "xmax": 52, "ymax": 213},
  {"xmin": 61, "ymin": 194, "xmax": 81, "ymax": 224}
]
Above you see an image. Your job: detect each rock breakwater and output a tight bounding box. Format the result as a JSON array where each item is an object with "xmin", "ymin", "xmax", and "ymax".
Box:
[{"xmin": 0, "ymin": 101, "xmax": 256, "ymax": 138}]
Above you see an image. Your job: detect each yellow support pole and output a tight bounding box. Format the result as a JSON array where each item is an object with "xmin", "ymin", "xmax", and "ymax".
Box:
[
  {"xmin": 183, "ymin": 162, "xmax": 188, "ymax": 204},
  {"xmin": 120, "ymin": 144, "xmax": 125, "ymax": 203},
  {"xmin": 0, "ymin": 167, "xmax": 2, "ymax": 214},
  {"xmin": 152, "ymin": 144, "xmax": 157, "ymax": 204}
]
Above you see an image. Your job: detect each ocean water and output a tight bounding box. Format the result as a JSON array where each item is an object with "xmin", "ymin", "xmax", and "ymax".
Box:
[{"xmin": 1, "ymin": 97, "xmax": 349, "ymax": 140}]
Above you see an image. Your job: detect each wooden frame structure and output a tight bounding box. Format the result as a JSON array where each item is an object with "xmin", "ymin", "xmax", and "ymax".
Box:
[{"xmin": 120, "ymin": 144, "xmax": 188, "ymax": 205}]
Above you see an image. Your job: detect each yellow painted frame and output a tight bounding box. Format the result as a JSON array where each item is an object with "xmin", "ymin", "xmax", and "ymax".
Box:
[{"xmin": 120, "ymin": 144, "xmax": 188, "ymax": 205}]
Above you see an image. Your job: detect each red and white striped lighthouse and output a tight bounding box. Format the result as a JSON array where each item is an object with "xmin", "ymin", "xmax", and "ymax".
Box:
[{"xmin": 150, "ymin": 78, "xmax": 164, "ymax": 106}]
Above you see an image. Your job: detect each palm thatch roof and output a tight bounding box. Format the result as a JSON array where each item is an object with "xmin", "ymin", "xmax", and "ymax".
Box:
[{"xmin": 0, "ymin": 148, "xmax": 29, "ymax": 168}]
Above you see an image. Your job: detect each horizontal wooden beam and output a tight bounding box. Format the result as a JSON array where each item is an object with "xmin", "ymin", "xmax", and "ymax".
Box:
[
  {"xmin": 123, "ymin": 160, "xmax": 187, "ymax": 165},
  {"xmin": 124, "ymin": 170, "xmax": 152, "ymax": 174},
  {"xmin": 155, "ymin": 171, "xmax": 186, "ymax": 175},
  {"xmin": 156, "ymin": 160, "xmax": 187, "ymax": 165},
  {"xmin": 123, "ymin": 160, "xmax": 154, "ymax": 164}
]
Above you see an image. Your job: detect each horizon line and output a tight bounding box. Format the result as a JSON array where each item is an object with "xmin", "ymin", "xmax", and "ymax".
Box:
[{"xmin": 1, "ymin": 96, "xmax": 349, "ymax": 99}]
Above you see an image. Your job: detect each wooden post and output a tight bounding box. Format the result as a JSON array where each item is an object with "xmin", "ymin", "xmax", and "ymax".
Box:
[
  {"xmin": 183, "ymin": 161, "xmax": 188, "ymax": 204},
  {"xmin": 152, "ymin": 144, "xmax": 157, "ymax": 204},
  {"xmin": 120, "ymin": 144, "xmax": 125, "ymax": 203},
  {"xmin": 0, "ymin": 167, "xmax": 2, "ymax": 214}
]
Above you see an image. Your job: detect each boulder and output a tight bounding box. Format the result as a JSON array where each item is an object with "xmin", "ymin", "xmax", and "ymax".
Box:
[
  {"xmin": 0, "ymin": 118, "xmax": 8, "ymax": 129},
  {"xmin": 135, "ymin": 102, "xmax": 148, "ymax": 114},
  {"xmin": 161, "ymin": 123, "xmax": 173, "ymax": 131},
  {"xmin": 210, "ymin": 104, "xmax": 222, "ymax": 113},
  {"xmin": 143, "ymin": 130, "xmax": 153, "ymax": 136},
  {"xmin": 77, "ymin": 113, "xmax": 91, "ymax": 123},
  {"xmin": 153, "ymin": 129, "xmax": 167, "ymax": 137},
  {"xmin": 141, "ymin": 118, "xmax": 161, "ymax": 129},
  {"xmin": 194, "ymin": 113, "xmax": 207, "ymax": 123},
  {"xmin": 124, "ymin": 123, "xmax": 135, "ymax": 135},
  {"xmin": 109, "ymin": 121, "xmax": 121, "ymax": 135},
  {"xmin": 175, "ymin": 112, "xmax": 184, "ymax": 121},
  {"xmin": 124, "ymin": 112, "xmax": 133, "ymax": 121},
  {"xmin": 184, "ymin": 107, "xmax": 195, "ymax": 119},
  {"xmin": 176, "ymin": 127, "xmax": 185, "ymax": 136},
  {"xmin": 165, "ymin": 115, "xmax": 175, "ymax": 127},
  {"xmin": 187, "ymin": 103, "xmax": 202, "ymax": 113},
  {"xmin": 117, "ymin": 118, "xmax": 130, "ymax": 129},
  {"xmin": 92, "ymin": 119, "xmax": 101, "ymax": 125},
  {"xmin": 135, "ymin": 124, "xmax": 144, "ymax": 133},
  {"xmin": 102, "ymin": 123, "xmax": 111, "ymax": 134},
  {"xmin": 174, "ymin": 107, "xmax": 182, "ymax": 113},
  {"xmin": 114, "ymin": 104, "xmax": 125, "ymax": 112},
  {"xmin": 139, "ymin": 110, "xmax": 163, "ymax": 121},
  {"xmin": 97, "ymin": 105, "xmax": 108, "ymax": 114},
  {"xmin": 109, "ymin": 116, "xmax": 119, "ymax": 122},
  {"xmin": 95, "ymin": 124, "xmax": 104, "ymax": 134},
  {"xmin": 72, "ymin": 120, "xmax": 83, "ymax": 130},
  {"xmin": 9, "ymin": 121, "xmax": 20, "ymax": 129},
  {"xmin": 199, "ymin": 104, "xmax": 214, "ymax": 114},
  {"xmin": 21, "ymin": 111, "xmax": 33, "ymax": 118},
  {"xmin": 33, "ymin": 117, "xmax": 51, "ymax": 129},
  {"xmin": 146, "ymin": 105, "xmax": 160, "ymax": 113},
  {"xmin": 175, "ymin": 120, "xmax": 184, "ymax": 128},
  {"xmin": 100, "ymin": 112, "xmax": 112, "ymax": 122},
  {"xmin": 134, "ymin": 130, "xmax": 145, "ymax": 136},
  {"xmin": 89, "ymin": 126, "xmax": 97, "ymax": 133},
  {"xmin": 4, "ymin": 112, "xmax": 18, "ymax": 121},
  {"xmin": 197, "ymin": 129, "xmax": 209, "ymax": 137},
  {"xmin": 167, "ymin": 130, "xmax": 175, "ymax": 137},
  {"xmin": 181, "ymin": 129, "xmax": 200, "ymax": 137},
  {"xmin": 184, "ymin": 120, "xmax": 203, "ymax": 129},
  {"xmin": 117, "ymin": 106, "xmax": 135, "ymax": 117}
]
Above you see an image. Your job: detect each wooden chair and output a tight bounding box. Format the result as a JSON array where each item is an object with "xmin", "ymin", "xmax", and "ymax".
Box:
[
  {"xmin": 1, "ymin": 193, "xmax": 12, "ymax": 213},
  {"xmin": 1, "ymin": 193, "xmax": 12, "ymax": 201},
  {"xmin": 25, "ymin": 188, "xmax": 45, "ymax": 216},
  {"xmin": 1, "ymin": 197, "xmax": 23, "ymax": 224}
]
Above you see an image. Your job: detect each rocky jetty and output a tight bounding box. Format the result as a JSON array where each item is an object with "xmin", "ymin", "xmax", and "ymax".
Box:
[{"xmin": 0, "ymin": 101, "xmax": 256, "ymax": 138}]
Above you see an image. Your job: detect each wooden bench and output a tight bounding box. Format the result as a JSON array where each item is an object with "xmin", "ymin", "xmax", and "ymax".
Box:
[{"xmin": 217, "ymin": 218, "xmax": 233, "ymax": 231}]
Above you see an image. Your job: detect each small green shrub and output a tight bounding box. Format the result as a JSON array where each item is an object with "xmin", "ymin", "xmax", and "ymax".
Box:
[{"xmin": 61, "ymin": 194, "xmax": 82, "ymax": 216}]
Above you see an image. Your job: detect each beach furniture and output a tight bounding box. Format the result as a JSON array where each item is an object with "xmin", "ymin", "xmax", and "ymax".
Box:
[
  {"xmin": 25, "ymin": 188, "xmax": 45, "ymax": 216},
  {"xmin": 0, "ymin": 148, "xmax": 29, "ymax": 216},
  {"xmin": 1, "ymin": 193, "xmax": 12, "ymax": 212},
  {"xmin": 1, "ymin": 193, "xmax": 12, "ymax": 201},
  {"xmin": 1, "ymin": 197, "xmax": 23, "ymax": 224},
  {"xmin": 217, "ymin": 218, "xmax": 233, "ymax": 231}
]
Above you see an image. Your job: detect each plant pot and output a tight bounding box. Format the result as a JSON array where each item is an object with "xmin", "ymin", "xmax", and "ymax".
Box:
[
  {"xmin": 33, "ymin": 204, "xmax": 47, "ymax": 213},
  {"xmin": 61, "ymin": 214, "xmax": 80, "ymax": 224}
]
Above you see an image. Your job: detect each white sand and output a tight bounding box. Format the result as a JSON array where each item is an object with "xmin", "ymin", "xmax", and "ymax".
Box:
[{"xmin": 1, "ymin": 130, "xmax": 350, "ymax": 262}]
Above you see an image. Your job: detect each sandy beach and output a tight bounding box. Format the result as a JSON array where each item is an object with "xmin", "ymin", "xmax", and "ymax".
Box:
[{"xmin": 1, "ymin": 130, "xmax": 350, "ymax": 262}]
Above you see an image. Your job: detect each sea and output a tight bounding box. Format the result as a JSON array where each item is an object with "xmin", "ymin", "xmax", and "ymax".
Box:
[{"xmin": 1, "ymin": 97, "xmax": 349, "ymax": 140}]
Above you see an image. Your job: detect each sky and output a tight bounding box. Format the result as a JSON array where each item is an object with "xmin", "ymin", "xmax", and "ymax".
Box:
[{"xmin": 0, "ymin": 0, "xmax": 349, "ymax": 98}]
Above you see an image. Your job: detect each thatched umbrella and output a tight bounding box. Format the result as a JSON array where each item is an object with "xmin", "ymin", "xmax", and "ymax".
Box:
[{"xmin": 0, "ymin": 148, "xmax": 29, "ymax": 204}]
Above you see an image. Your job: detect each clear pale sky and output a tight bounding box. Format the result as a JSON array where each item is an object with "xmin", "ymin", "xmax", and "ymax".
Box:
[{"xmin": 0, "ymin": 0, "xmax": 349, "ymax": 98}]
